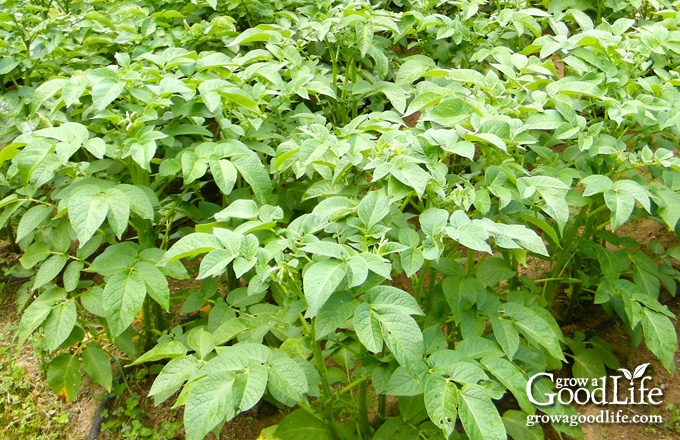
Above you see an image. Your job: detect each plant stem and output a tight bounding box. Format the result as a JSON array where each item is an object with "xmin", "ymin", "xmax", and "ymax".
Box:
[
  {"xmin": 310, "ymin": 321, "xmax": 340, "ymax": 440},
  {"xmin": 358, "ymin": 379, "xmax": 370, "ymax": 439}
]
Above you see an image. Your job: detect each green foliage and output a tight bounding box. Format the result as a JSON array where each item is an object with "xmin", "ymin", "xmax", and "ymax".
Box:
[{"xmin": 2, "ymin": 0, "xmax": 680, "ymax": 438}]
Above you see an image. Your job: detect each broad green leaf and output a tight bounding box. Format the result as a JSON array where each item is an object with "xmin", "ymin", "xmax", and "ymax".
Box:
[
  {"xmin": 47, "ymin": 353, "xmax": 81, "ymax": 403},
  {"xmin": 604, "ymin": 189, "xmax": 635, "ymax": 231},
  {"xmin": 395, "ymin": 55, "xmax": 435, "ymax": 85},
  {"xmin": 18, "ymin": 288, "xmax": 66, "ymax": 346},
  {"xmin": 420, "ymin": 208, "xmax": 449, "ymax": 237},
  {"xmin": 33, "ymin": 254, "xmax": 69, "ymax": 289},
  {"xmin": 231, "ymin": 155, "xmax": 272, "ymax": 204},
  {"xmin": 89, "ymin": 242, "xmax": 138, "ymax": 276},
  {"xmin": 424, "ymin": 374, "xmax": 458, "ymax": 438},
  {"xmin": 63, "ymin": 261, "xmax": 84, "ymax": 292},
  {"xmin": 149, "ymin": 356, "xmax": 200, "ymax": 405},
  {"xmin": 373, "ymin": 416, "xmax": 420, "ymax": 440},
  {"xmin": 458, "ymin": 384, "xmax": 506, "ymax": 440},
  {"xmin": 641, "ymin": 308, "xmax": 677, "ymax": 372},
  {"xmin": 377, "ymin": 311, "xmax": 424, "ymax": 370},
  {"xmin": 571, "ymin": 348, "xmax": 606, "ymax": 383},
  {"xmin": 104, "ymin": 188, "xmax": 130, "ymax": 239},
  {"xmin": 44, "ymin": 299, "xmax": 77, "ymax": 352},
  {"xmin": 91, "ymin": 80, "xmax": 125, "ymax": 112},
  {"xmin": 198, "ymin": 249, "xmax": 237, "ymax": 280},
  {"xmin": 209, "ymin": 156, "xmax": 237, "ymax": 196},
  {"xmin": 366, "ymin": 285, "xmax": 424, "ymax": 316},
  {"xmin": 67, "ymin": 185, "xmax": 108, "ymax": 247},
  {"xmin": 102, "ymin": 270, "xmax": 147, "ymax": 337},
  {"xmin": 117, "ymin": 184, "xmax": 156, "ymax": 220},
  {"xmin": 390, "ymin": 163, "xmax": 430, "ymax": 197},
  {"xmin": 215, "ymin": 199, "xmax": 259, "ymax": 220},
  {"xmin": 185, "ymin": 370, "xmax": 239, "ymax": 440},
  {"xmin": 401, "ymin": 248, "xmax": 424, "ymax": 277},
  {"xmin": 476, "ymin": 257, "xmax": 516, "ymax": 287},
  {"xmin": 301, "ymin": 241, "xmax": 350, "ymax": 260},
  {"xmin": 481, "ymin": 357, "xmax": 534, "ymax": 414},
  {"xmin": 134, "ymin": 261, "xmax": 170, "ymax": 311},
  {"xmin": 490, "ymin": 315, "xmax": 519, "ymax": 360},
  {"xmin": 82, "ymin": 343, "xmax": 113, "ymax": 392},
  {"xmin": 188, "ymin": 328, "xmax": 214, "ymax": 360},
  {"xmin": 358, "ymin": 190, "xmax": 390, "ymax": 228},
  {"xmin": 500, "ymin": 302, "xmax": 564, "ymax": 361},
  {"xmin": 303, "ymin": 259, "xmax": 347, "ymax": 318},
  {"xmin": 17, "ymin": 204, "xmax": 52, "ymax": 242},
  {"xmin": 130, "ymin": 341, "xmax": 188, "ymax": 366},
  {"xmin": 267, "ymin": 352, "xmax": 308, "ymax": 403},
  {"xmin": 503, "ymin": 410, "xmax": 543, "ymax": 440},
  {"xmin": 379, "ymin": 82, "xmax": 406, "ymax": 114},
  {"xmin": 159, "ymin": 233, "xmax": 223, "ymax": 265},
  {"xmin": 443, "ymin": 277, "xmax": 479, "ymax": 325},
  {"xmin": 274, "ymin": 409, "xmax": 332, "ymax": 440},
  {"xmin": 20, "ymin": 242, "xmax": 52, "ymax": 269},
  {"xmin": 353, "ymin": 302, "xmax": 383, "ymax": 353},
  {"xmin": 316, "ymin": 291, "xmax": 356, "ymax": 339}
]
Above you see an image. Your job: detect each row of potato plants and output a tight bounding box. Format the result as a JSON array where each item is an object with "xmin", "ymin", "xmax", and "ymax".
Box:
[{"xmin": 1, "ymin": 0, "xmax": 679, "ymax": 438}]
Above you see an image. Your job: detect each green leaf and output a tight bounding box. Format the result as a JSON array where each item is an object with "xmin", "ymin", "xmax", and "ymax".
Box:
[
  {"xmin": 117, "ymin": 184, "xmax": 156, "ymax": 220},
  {"xmin": 503, "ymin": 410, "xmax": 543, "ymax": 440},
  {"xmin": 476, "ymin": 257, "xmax": 516, "ymax": 287},
  {"xmin": 379, "ymin": 82, "xmax": 407, "ymax": 114},
  {"xmin": 44, "ymin": 299, "xmax": 77, "ymax": 352},
  {"xmin": 47, "ymin": 353, "xmax": 81, "ymax": 403},
  {"xmin": 650, "ymin": 183, "xmax": 680, "ymax": 229},
  {"xmin": 481, "ymin": 357, "xmax": 534, "ymax": 414},
  {"xmin": 571, "ymin": 348, "xmax": 606, "ymax": 382},
  {"xmin": 377, "ymin": 311, "xmax": 424, "ymax": 370},
  {"xmin": 424, "ymin": 374, "xmax": 458, "ymax": 438},
  {"xmin": 102, "ymin": 270, "xmax": 147, "ymax": 337},
  {"xmin": 267, "ymin": 351, "xmax": 308, "ymax": 403},
  {"xmin": 134, "ymin": 261, "xmax": 170, "ymax": 311},
  {"xmin": 184, "ymin": 370, "xmax": 238, "ymax": 440},
  {"xmin": 149, "ymin": 356, "xmax": 200, "ymax": 405},
  {"xmin": 366, "ymin": 285, "xmax": 424, "ymax": 316},
  {"xmin": 231, "ymin": 155, "xmax": 272, "ymax": 204},
  {"xmin": 17, "ymin": 204, "xmax": 52, "ymax": 242},
  {"xmin": 19, "ymin": 288, "xmax": 66, "ymax": 346},
  {"xmin": 358, "ymin": 190, "xmax": 390, "ymax": 228},
  {"xmin": 67, "ymin": 185, "xmax": 108, "ymax": 247},
  {"xmin": 91, "ymin": 80, "xmax": 125, "ymax": 112},
  {"xmin": 20, "ymin": 242, "xmax": 52, "ymax": 269},
  {"xmin": 501, "ymin": 302, "xmax": 564, "ymax": 361},
  {"xmin": 604, "ymin": 189, "xmax": 635, "ymax": 231},
  {"xmin": 641, "ymin": 308, "xmax": 677, "ymax": 372},
  {"xmin": 130, "ymin": 341, "xmax": 188, "ymax": 366},
  {"xmin": 396, "ymin": 55, "xmax": 435, "ymax": 85},
  {"xmin": 209, "ymin": 156, "xmax": 237, "ymax": 195},
  {"xmin": 490, "ymin": 315, "xmax": 519, "ymax": 360},
  {"xmin": 274, "ymin": 409, "xmax": 332, "ymax": 440},
  {"xmin": 188, "ymin": 328, "xmax": 214, "ymax": 360},
  {"xmin": 401, "ymin": 248, "xmax": 424, "ymax": 277},
  {"xmin": 373, "ymin": 416, "xmax": 420, "ymax": 440},
  {"xmin": 303, "ymin": 259, "xmax": 347, "ymax": 318},
  {"xmin": 33, "ymin": 254, "xmax": 69, "ymax": 289},
  {"xmin": 353, "ymin": 302, "xmax": 383, "ymax": 353},
  {"xmin": 443, "ymin": 277, "xmax": 480, "ymax": 325},
  {"xmin": 390, "ymin": 163, "xmax": 430, "ymax": 197},
  {"xmin": 458, "ymin": 384, "xmax": 506, "ymax": 440},
  {"xmin": 316, "ymin": 291, "xmax": 356, "ymax": 339},
  {"xmin": 104, "ymin": 188, "xmax": 130, "ymax": 239},
  {"xmin": 63, "ymin": 261, "xmax": 84, "ymax": 292},
  {"xmin": 159, "ymin": 233, "xmax": 223, "ymax": 265},
  {"xmin": 89, "ymin": 242, "xmax": 138, "ymax": 276},
  {"xmin": 198, "ymin": 249, "xmax": 238, "ymax": 280},
  {"xmin": 82, "ymin": 343, "xmax": 113, "ymax": 392}
]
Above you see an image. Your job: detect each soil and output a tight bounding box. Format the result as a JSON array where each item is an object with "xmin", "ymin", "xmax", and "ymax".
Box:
[{"xmin": 1, "ymin": 217, "xmax": 679, "ymax": 440}]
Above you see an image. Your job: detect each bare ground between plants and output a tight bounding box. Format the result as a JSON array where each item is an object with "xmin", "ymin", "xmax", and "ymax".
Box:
[{"xmin": 1, "ymin": 218, "xmax": 679, "ymax": 440}]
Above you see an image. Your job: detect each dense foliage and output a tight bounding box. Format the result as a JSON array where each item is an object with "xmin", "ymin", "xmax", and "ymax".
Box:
[{"xmin": 2, "ymin": 0, "xmax": 680, "ymax": 438}]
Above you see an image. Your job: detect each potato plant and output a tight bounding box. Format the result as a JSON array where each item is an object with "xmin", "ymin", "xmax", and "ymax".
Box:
[{"xmin": 1, "ymin": 0, "xmax": 679, "ymax": 439}]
